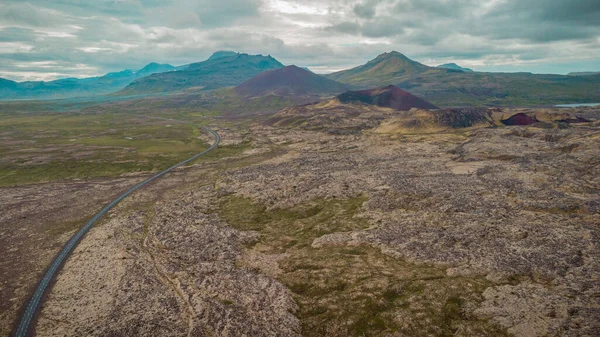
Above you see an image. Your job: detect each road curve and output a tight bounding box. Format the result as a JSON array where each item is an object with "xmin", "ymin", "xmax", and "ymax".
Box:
[{"xmin": 13, "ymin": 119, "xmax": 220, "ymax": 337}]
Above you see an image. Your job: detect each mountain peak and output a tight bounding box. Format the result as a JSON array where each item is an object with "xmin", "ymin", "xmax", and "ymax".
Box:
[
  {"xmin": 135, "ymin": 62, "xmax": 175, "ymax": 78},
  {"xmin": 0, "ymin": 77, "xmax": 17, "ymax": 85},
  {"xmin": 437, "ymin": 63, "xmax": 474, "ymax": 72},
  {"xmin": 138, "ymin": 62, "xmax": 173, "ymax": 71},
  {"xmin": 367, "ymin": 51, "xmax": 428, "ymax": 70},
  {"xmin": 385, "ymin": 51, "xmax": 406, "ymax": 56},
  {"xmin": 119, "ymin": 53, "xmax": 284, "ymax": 95},
  {"xmin": 277, "ymin": 65, "xmax": 304, "ymax": 72},
  {"xmin": 209, "ymin": 51, "xmax": 238, "ymax": 60},
  {"xmin": 325, "ymin": 51, "xmax": 433, "ymax": 88},
  {"xmin": 374, "ymin": 51, "xmax": 411, "ymax": 61}
]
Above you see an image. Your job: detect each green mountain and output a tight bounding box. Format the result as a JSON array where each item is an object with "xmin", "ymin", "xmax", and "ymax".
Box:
[
  {"xmin": 135, "ymin": 62, "xmax": 176, "ymax": 77},
  {"xmin": 327, "ymin": 51, "xmax": 432, "ymax": 88},
  {"xmin": 117, "ymin": 52, "xmax": 284, "ymax": 96},
  {"xmin": 325, "ymin": 51, "xmax": 600, "ymax": 106},
  {"xmin": 437, "ymin": 63, "xmax": 474, "ymax": 72},
  {"xmin": 208, "ymin": 51, "xmax": 239, "ymax": 60},
  {"xmin": 0, "ymin": 63, "xmax": 175, "ymax": 100}
]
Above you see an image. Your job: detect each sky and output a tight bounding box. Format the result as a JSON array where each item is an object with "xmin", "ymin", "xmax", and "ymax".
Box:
[{"xmin": 0, "ymin": 0, "xmax": 599, "ymax": 81}]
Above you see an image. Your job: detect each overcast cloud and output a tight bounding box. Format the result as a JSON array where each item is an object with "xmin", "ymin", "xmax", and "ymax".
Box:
[{"xmin": 0, "ymin": 0, "xmax": 599, "ymax": 81}]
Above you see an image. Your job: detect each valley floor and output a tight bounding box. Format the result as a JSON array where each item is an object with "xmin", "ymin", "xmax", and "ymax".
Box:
[{"xmin": 4, "ymin": 110, "xmax": 597, "ymax": 336}]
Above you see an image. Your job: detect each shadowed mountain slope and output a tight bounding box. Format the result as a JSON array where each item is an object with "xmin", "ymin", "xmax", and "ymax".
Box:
[
  {"xmin": 235, "ymin": 65, "xmax": 349, "ymax": 97},
  {"xmin": 337, "ymin": 85, "xmax": 438, "ymax": 110}
]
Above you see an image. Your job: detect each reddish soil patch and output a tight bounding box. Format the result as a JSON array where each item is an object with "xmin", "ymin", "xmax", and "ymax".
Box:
[
  {"xmin": 235, "ymin": 65, "xmax": 348, "ymax": 97},
  {"xmin": 501, "ymin": 113, "xmax": 538, "ymax": 125},
  {"xmin": 337, "ymin": 85, "xmax": 438, "ymax": 110}
]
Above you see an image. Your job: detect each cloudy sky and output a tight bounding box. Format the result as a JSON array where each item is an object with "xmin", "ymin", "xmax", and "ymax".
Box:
[{"xmin": 0, "ymin": 0, "xmax": 599, "ymax": 81}]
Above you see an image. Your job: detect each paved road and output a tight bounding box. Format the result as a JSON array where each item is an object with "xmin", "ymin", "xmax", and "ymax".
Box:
[{"xmin": 13, "ymin": 119, "xmax": 220, "ymax": 337}]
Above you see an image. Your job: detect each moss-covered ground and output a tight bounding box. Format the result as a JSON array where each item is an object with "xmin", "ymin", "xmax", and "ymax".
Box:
[{"xmin": 220, "ymin": 195, "xmax": 511, "ymax": 337}]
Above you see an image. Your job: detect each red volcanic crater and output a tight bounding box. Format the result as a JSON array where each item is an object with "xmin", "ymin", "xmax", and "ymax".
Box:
[
  {"xmin": 235, "ymin": 65, "xmax": 349, "ymax": 97},
  {"xmin": 337, "ymin": 85, "xmax": 438, "ymax": 110},
  {"xmin": 501, "ymin": 113, "xmax": 538, "ymax": 126}
]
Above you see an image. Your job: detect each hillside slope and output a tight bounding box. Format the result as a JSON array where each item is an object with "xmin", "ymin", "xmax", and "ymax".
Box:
[
  {"xmin": 337, "ymin": 85, "xmax": 438, "ymax": 110},
  {"xmin": 235, "ymin": 65, "xmax": 349, "ymax": 97}
]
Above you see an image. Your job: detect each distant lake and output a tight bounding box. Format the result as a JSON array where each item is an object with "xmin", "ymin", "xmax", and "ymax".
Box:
[{"xmin": 555, "ymin": 103, "xmax": 600, "ymax": 107}]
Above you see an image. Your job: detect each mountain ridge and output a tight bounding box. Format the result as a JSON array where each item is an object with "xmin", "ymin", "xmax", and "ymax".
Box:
[
  {"xmin": 568, "ymin": 71, "xmax": 600, "ymax": 76},
  {"xmin": 0, "ymin": 62, "xmax": 176, "ymax": 100},
  {"xmin": 117, "ymin": 53, "xmax": 284, "ymax": 96},
  {"xmin": 3, "ymin": 50, "xmax": 600, "ymax": 105},
  {"xmin": 208, "ymin": 51, "xmax": 239, "ymax": 60}
]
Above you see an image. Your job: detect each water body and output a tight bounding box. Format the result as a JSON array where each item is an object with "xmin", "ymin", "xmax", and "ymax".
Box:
[{"xmin": 555, "ymin": 103, "xmax": 600, "ymax": 107}]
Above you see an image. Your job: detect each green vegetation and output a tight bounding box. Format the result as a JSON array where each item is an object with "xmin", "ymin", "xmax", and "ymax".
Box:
[
  {"xmin": 220, "ymin": 196, "xmax": 367, "ymax": 240},
  {"xmin": 220, "ymin": 195, "xmax": 510, "ymax": 337},
  {"xmin": 0, "ymin": 112, "xmax": 209, "ymax": 186},
  {"xmin": 199, "ymin": 88, "xmax": 300, "ymax": 114}
]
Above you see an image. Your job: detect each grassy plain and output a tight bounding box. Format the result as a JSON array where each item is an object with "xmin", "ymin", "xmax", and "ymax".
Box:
[{"xmin": 0, "ymin": 110, "xmax": 210, "ymax": 186}]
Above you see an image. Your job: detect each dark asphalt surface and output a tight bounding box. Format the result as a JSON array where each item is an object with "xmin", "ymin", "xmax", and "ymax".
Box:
[{"xmin": 13, "ymin": 119, "xmax": 220, "ymax": 337}]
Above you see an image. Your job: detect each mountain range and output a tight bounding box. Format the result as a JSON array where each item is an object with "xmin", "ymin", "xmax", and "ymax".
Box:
[
  {"xmin": 2, "ymin": 50, "xmax": 600, "ymax": 106},
  {"xmin": 324, "ymin": 51, "xmax": 600, "ymax": 106},
  {"xmin": 568, "ymin": 71, "xmax": 600, "ymax": 76},
  {"xmin": 0, "ymin": 62, "xmax": 176, "ymax": 100},
  {"xmin": 116, "ymin": 52, "xmax": 284, "ymax": 96}
]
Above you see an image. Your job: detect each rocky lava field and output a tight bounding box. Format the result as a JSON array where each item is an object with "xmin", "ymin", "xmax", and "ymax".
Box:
[{"xmin": 13, "ymin": 105, "xmax": 598, "ymax": 337}]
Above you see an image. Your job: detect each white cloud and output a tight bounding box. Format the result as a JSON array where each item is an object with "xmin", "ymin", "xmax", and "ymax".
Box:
[
  {"xmin": 0, "ymin": 0, "xmax": 598, "ymax": 80},
  {"xmin": 264, "ymin": 0, "xmax": 328, "ymax": 15},
  {"xmin": 0, "ymin": 42, "xmax": 33, "ymax": 53},
  {"xmin": 43, "ymin": 31, "xmax": 77, "ymax": 38}
]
